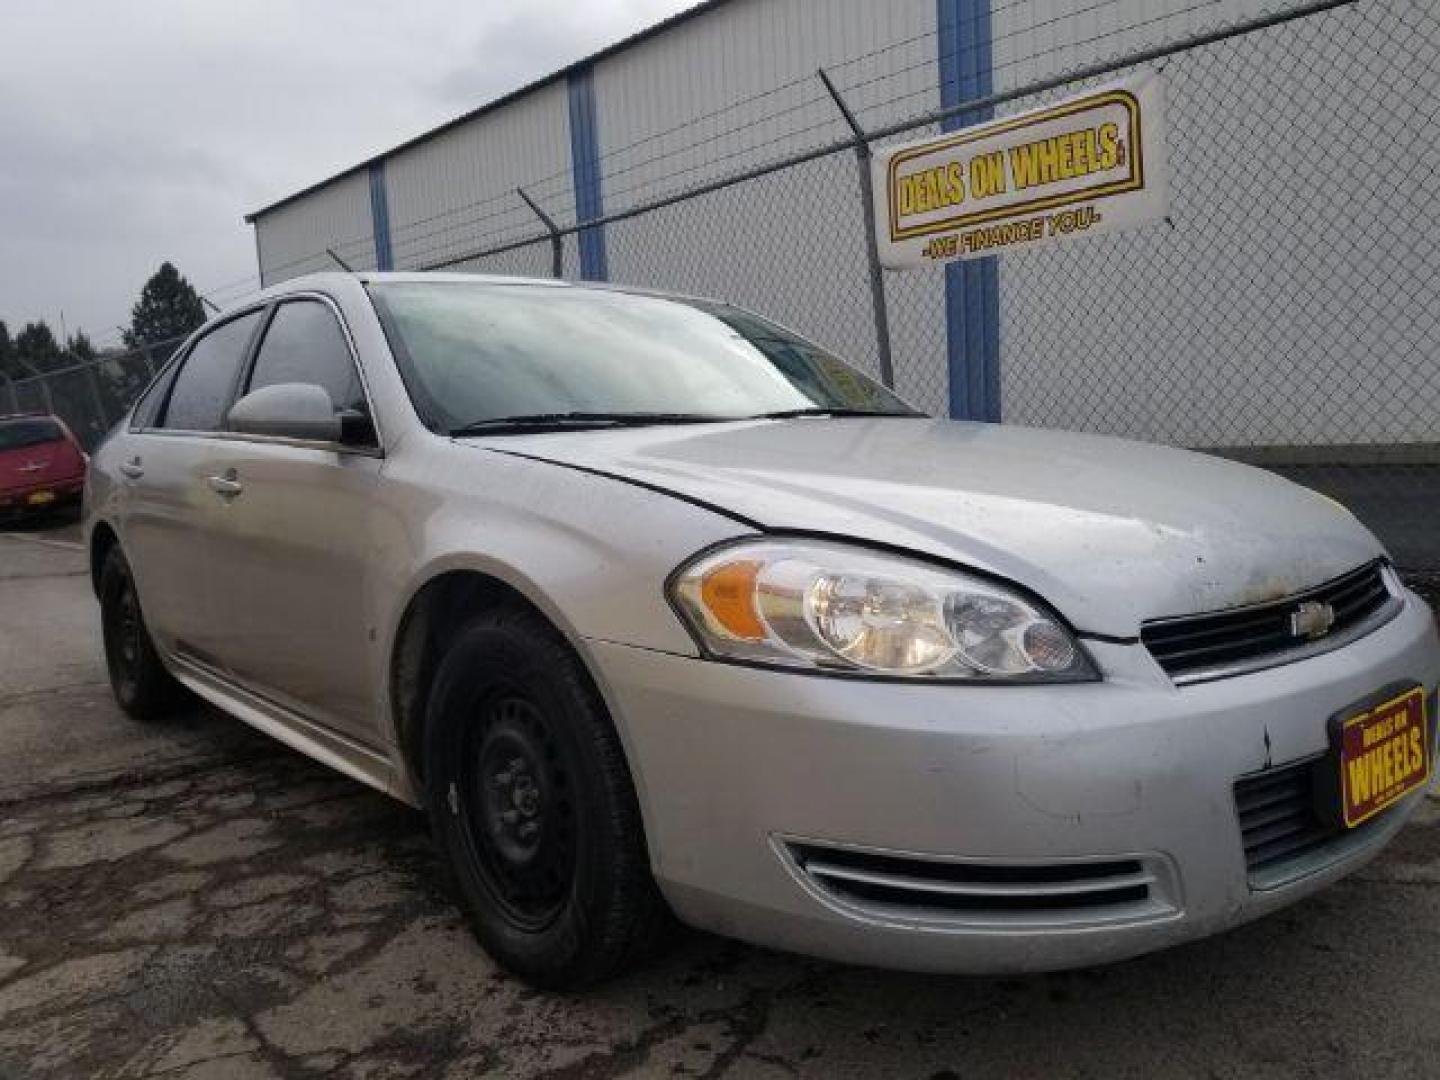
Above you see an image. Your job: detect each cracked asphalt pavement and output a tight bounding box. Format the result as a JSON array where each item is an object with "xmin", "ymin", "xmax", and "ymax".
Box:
[{"xmin": 2, "ymin": 522, "xmax": 1439, "ymax": 1079}]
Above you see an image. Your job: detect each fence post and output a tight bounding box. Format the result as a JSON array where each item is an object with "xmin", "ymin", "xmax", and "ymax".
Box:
[
  {"xmin": 817, "ymin": 67, "xmax": 895, "ymax": 390},
  {"xmin": 84, "ymin": 362, "xmax": 110, "ymax": 436},
  {"xmin": 517, "ymin": 187, "xmax": 564, "ymax": 279}
]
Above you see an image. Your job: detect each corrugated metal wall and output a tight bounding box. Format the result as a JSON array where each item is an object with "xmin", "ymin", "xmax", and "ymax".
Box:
[
  {"xmin": 385, "ymin": 80, "xmax": 574, "ymax": 276},
  {"xmin": 254, "ymin": 170, "xmax": 375, "ymax": 284}
]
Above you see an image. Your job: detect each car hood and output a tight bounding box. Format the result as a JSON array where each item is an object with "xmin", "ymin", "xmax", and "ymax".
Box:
[{"xmin": 477, "ymin": 418, "xmax": 1384, "ymax": 638}]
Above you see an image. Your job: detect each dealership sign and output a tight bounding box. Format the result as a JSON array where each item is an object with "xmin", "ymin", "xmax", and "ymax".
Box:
[{"xmin": 873, "ymin": 71, "xmax": 1169, "ymax": 269}]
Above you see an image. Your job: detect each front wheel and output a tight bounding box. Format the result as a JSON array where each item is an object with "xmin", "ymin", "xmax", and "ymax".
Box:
[
  {"xmin": 423, "ymin": 605, "xmax": 667, "ymax": 988},
  {"xmin": 99, "ymin": 546, "xmax": 184, "ymax": 721}
]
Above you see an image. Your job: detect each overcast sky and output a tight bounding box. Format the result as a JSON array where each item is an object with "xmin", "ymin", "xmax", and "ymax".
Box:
[{"xmin": 0, "ymin": 0, "xmax": 693, "ymax": 349}]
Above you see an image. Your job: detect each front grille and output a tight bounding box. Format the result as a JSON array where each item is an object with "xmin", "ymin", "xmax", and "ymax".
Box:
[
  {"xmin": 1142, "ymin": 560, "xmax": 1394, "ymax": 683},
  {"xmin": 785, "ymin": 842, "xmax": 1174, "ymax": 925}
]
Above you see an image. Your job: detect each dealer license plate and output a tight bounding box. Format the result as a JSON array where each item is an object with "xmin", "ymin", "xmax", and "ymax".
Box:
[
  {"xmin": 1336, "ymin": 685, "xmax": 1432, "ymax": 828},
  {"xmin": 26, "ymin": 490, "xmax": 56, "ymax": 506}
]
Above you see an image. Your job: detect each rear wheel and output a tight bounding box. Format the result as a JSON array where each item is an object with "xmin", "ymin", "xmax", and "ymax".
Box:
[
  {"xmin": 100, "ymin": 546, "xmax": 183, "ymax": 720},
  {"xmin": 423, "ymin": 605, "xmax": 667, "ymax": 988}
]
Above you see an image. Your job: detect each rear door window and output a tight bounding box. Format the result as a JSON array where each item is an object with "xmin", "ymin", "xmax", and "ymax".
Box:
[
  {"xmin": 246, "ymin": 300, "xmax": 365, "ymax": 414},
  {"xmin": 160, "ymin": 311, "xmax": 264, "ymax": 431}
]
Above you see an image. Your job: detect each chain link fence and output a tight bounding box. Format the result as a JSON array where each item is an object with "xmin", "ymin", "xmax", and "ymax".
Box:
[{"xmin": 0, "ymin": 339, "xmax": 179, "ymax": 453}]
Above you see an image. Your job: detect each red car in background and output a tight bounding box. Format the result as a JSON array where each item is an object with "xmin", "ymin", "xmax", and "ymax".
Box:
[{"xmin": 0, "ymin": 414, "xmax": 88, "ymax": 519}]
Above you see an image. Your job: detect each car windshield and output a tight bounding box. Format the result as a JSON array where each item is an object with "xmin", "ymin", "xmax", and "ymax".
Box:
[
  {"xmin": 0, "ymin": 418, "xmax": 63, "ymax": 452},
  {"xmin": 367, "ymin": 282, "xmax": 918, "ymax": 433}
]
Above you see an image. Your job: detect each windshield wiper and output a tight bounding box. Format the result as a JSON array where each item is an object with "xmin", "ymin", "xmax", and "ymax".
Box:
[
  {"xmin": 449, "ymin": 411, "xmax": 731, "ymax": 436},
  {"xmin": 748, "ymin": 407, "xmax": 920, "ymax": 420}
]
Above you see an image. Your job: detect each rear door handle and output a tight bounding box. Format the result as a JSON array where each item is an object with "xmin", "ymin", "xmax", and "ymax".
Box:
[
  {"xmin": 119, "ymin": 460, "xmax": 144, "ymax": 480},
  {"xmin": 207, "ymin": 473, "xmax": 243, "ymax": 498}
]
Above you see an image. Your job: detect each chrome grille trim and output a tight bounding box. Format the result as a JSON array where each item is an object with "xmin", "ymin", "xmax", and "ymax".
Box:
[
  {"xmin": 779, "ymin": 840, "xmax": 1179, "ymax": 928},
  {"xmin": 802, "ymin": 858, "xmax": 1158, "ymax": 900},
  {"xmin": 1142, "ymin": 560, "xmax": 1399, "ymax": 685}
]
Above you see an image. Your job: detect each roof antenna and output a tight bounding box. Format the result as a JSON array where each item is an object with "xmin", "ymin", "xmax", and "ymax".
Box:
[
  {"xmin": 199, "ymin": 295, "xmax": 221, "ymax": 314},
  {"xmin": 326, "ymin": 247, "xmax": 354, "ymax": 272}
]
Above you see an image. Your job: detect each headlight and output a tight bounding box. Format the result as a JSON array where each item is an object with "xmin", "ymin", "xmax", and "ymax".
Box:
[{"xmin": 669, "ymin": 539, "xmax": 1096, "ymax": 681}]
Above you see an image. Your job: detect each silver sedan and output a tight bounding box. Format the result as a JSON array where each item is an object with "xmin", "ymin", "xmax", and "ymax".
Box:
[{"xmin": 84, "ymin": 272, "xmax": 1440, "ymax": 988}]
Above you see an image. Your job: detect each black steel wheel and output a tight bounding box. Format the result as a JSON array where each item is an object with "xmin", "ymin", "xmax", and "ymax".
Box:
[
  {"xmin": 424, "ymin": 604, "xmax": 667, "ymax": 988},
  {"xmin": 462, "ymin": 694, "xmax": 576, "ymax": 931},
  {"xmin": 99, "ymin": 546, "xmax": 183, "ymax": 721}
]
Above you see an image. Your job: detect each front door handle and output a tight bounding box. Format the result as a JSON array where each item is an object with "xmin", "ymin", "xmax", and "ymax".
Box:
[
  {"xmin": 207, "ymin": 471, "xmax": 243, "ymax": 499},
  {"xmin": 119, "ymin": 459, "xmax": 144, "ymax": 480}
]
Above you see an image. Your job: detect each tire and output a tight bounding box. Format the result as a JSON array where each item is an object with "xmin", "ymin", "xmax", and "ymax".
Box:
[
  {"xmin": 423, "ymin": 605, "xmax": 667, "ymax": 988},
  {"xmin": 99, "ymin": 546, "xmax": 184, "ymax": 721}
]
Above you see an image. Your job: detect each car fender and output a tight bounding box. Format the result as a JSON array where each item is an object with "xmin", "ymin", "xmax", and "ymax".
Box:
[{"xmin": 370, "ymin": 447, "xmax": 756, "ymax": 794}]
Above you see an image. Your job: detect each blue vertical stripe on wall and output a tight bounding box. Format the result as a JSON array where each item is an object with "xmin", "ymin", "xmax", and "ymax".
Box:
[
  {"xmin": 937, "ymin": 0, "xmax": 1000, "ymax": 421},
  {"xmin": 567, "ymin": 66, "xmax": 608, "ymax": 281},
  {"xmin": 368, "ymin": 161, "xmax": 393, "ymax": 271}
]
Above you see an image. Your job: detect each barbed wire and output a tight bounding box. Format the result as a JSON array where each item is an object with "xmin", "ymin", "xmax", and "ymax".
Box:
[
  {"xmin": 345, "ymin": 0, "xmax": 1013, "ymax": 243},
  {"xmin": 99, "ymin": 0, "xmax": 1347, "ymax": 303},
  {"xmin": 398, "ymin": 0, "xmax": 1214, "ymax": 263},
  {"xmin": 90, "ymin": 0, "xmax": 1330, "ymax": 310},
  {"xmin": 251, "ymin": 0, "xmax": 1226, "ymax": 283},
  {"xmin": 405, "ymin": 0, "xmax": 1261, "ymax": 271},
  {"xmin": 100, "ymin": 0, "xmax": 1293, "ymax": 312}
]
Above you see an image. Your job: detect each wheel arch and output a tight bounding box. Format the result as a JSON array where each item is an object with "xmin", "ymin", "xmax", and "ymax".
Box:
[{"xmin": 386, "ymin": 562, "xmax": 626, "ymax": 800}]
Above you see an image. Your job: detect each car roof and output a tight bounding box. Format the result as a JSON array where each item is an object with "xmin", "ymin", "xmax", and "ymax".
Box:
[
  {"xmin": 247, "ymin": 271, "xmax": 717, "ymax": 313},
  {"xmin": 256, "ymin": 271, "xmax": 569, "ymax": 298},
  {"xmin": 0, "ymin": 412, "xmax": 60, "ymax": 424}
]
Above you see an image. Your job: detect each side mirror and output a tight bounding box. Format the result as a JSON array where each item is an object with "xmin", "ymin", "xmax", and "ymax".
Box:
[{"xmin": 227, "ymin": 383, "xmax": 343, "ymax": 443}]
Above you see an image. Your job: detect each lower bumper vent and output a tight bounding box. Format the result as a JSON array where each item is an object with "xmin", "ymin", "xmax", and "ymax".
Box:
[
  {"xmin": 1235, "ymin": 759, "xmax": 1335, "ymax": 873},
  {"xmin": 784, "ymin": 842, "xmax": 1176, "ymax": 926},
  {"xmin": 1234, "ymin": 755, "xmax": 1406, "ymax": 887}
]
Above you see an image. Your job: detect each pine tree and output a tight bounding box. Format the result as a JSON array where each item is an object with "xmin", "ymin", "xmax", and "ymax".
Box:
[
  {"xmin": 14, "ymin": 321, "xmax": 65, "ymax": 375},
  {"xmin": 0, "ymin": 321, "xmax": 15, "ymax": 381},
  {"xmin": 65, "ymin": 331, "xmax": 97, "ymax": 365},
  {"xmin": 123, "ymin": 262, "xmax": 207, "ymax": 353}
]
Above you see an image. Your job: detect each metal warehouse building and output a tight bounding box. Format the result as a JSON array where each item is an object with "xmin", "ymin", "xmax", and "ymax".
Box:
[{"xmin": 246, "ymin": 0, "xmax": 1437, "ymax": 457}]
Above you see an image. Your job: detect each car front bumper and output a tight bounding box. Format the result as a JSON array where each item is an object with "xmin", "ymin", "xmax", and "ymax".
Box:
[{"xmin": 588, "ymin": 589, "xmax": 1440, "ymax": 973}]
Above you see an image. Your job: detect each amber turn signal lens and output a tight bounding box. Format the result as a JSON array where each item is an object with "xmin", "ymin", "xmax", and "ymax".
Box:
[{"xmin": 699, "ymin": 560, "xmax": 766, "ymax": 640}]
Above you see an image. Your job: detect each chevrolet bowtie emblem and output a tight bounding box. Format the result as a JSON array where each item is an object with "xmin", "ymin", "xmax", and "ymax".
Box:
[{"xmin": 1290, "ymin": 600, "xmax": 1336, "ymax": 641}]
